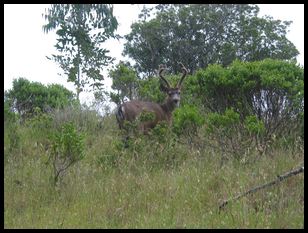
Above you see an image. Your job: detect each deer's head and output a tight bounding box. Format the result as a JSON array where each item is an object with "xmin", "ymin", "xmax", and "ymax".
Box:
[{"xmin": 158, "ymin": 62, "xmax": 188, "ymax": 108}]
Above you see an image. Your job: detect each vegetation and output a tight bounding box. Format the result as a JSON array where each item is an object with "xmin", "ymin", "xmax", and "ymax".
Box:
[
  {"xmin": 4, "ymin": 4, "xmax": 303, "ymax": 229},
  {"xmin": 194, "ymin": 59, "xmax": 304, "ymax": 145},
  {"xmin": 110, "ymin": 59, "xmax": 303, "ymax": 154},
  {"xmin": 109, "ymin": 61, "xmax": 138, "ymax": 105},
  {"xmin": 124, "ymin": 4, "xmax": 299, "ymax": 75},
  {"xmin": 4, "ymin": 108, "xmax": 304, "ymax": 228},
  {"xmin": 42, "ymin": 4, "xmax": 119, "ymax": 100},
  {"xmin": 4, "ymin": 58, "xmax": 304, "ymax": 228},
  {"xmin": 4, "ymin": 78, "xmax": 77, "ymax": 120},
  {"xmin": 49, "ymin": 121, "xmax": 85, "ymax": 185}
]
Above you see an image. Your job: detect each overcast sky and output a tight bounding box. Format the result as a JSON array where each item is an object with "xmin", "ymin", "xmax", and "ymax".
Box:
[{"xmin": 4, "ymin": 4, "xmax": 304, "ymax": 106}]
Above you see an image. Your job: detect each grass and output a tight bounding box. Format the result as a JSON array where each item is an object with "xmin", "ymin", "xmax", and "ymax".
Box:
[{"xmin": 4, "ymin": 114, "xmax": 304, "ymax": 229}]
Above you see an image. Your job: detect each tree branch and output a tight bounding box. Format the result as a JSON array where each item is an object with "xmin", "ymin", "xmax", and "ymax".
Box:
[{"xmin": 219, "ymin": 166, "xmax": 304, "ymax": 211}]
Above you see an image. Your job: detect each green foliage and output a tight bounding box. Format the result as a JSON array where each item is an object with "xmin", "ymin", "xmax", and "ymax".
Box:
[
  {"xmin": 109, "ymin": 62, "xmax": 138, "ymax": 105},
  {"xmin": 5, "ymin": 78, "xmax": 76, "ymax": 120},
  {"xmin": 50, "ymin": 122, "xmax": 85, "ymax": 185},
  {"xmin": 43, "ymin": 4, "xmax": 119, "ymax": 99},
  {"xmin": 173, "ymin": 105, "xmax": 204, "ymax": 136},
  {"xmin": 137, "ymin": 73, "xmax": 182, "ymax": 103},
  {"xmin": 5, "ymin": 78, "xmax": 47, "ymax": 117},
  {"xmin": 137, "ymin": 77, "xmax": 165, "ymax": 103},
  {"xmin": 139, "ymin": 110, "xmax": 156, "ymax": 122},
  {"xmin": 4, "ymin": 99, "xmax": 18, "ymax": 123},
  {"xmin": 206, "ymin": 108, "xmax": 240, "ymax": 134},
  {"xmin": 206, "ymin": 108, "xmax": 265, "ymax": 144},
  {"xmin": 205, "ymin": 108, "xmax": 243, "ymax": 154},
  {"xmin": 204, "ymin": 108, "xmax": 267, "ymax": 161},
  {"xmin": 150, "ymin": 121, "xmax": 168, "ymax": 136},
  {"xmin": 124, "ymin": 4, "xmax": 298, "ymax": 74},
  {"xmin": 47, "ymin": 84, "xmax": 78, "ymax": 108},
  {"xmin": 244, "ymin": 115, "xmax": 265, "ymax": 135},
  {"xmin": 195, "ymin": 59, "xmax": 304, "ymax": 140},
  {"xmin": 52, "ymin": 122, "xmax": 85, "ymax": 161},
  {"xmin": 108, "ymin": 62, "xmax": 190, "ymax": 105}
]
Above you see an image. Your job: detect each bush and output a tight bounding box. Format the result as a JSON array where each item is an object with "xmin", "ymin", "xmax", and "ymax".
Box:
[
  {"xmin": 244, "ymin": 115, "xmax": 266, "ymax": 136},
  {"xmin": 194, "ymin": 59, "xmax": 304, "ymax": 142},
  {"xmin": 49, "ymin": 122, "xmax": 85, "ymax": 185},
  {"xmin": 5, "ymin": 77, "xmax": 77, "ymax": 120},
  {"xmin": 173, "ymin": 105, "xmax": 204, "ymax": 137},
  {"xmin": 205, "ymin": 108, "xmax": 266, "ymax": 162}
]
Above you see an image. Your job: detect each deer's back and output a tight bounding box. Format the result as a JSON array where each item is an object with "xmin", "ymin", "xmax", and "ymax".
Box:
[{"xmin": 122, "ymin": 100, "xmax": 168, "ymax": 121}]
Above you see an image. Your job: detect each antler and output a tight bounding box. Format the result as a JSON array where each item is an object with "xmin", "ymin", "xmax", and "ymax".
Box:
[
  {"xmin": 158, "ymin": 64, "xmax": 170, "ymax": 88},
  {"xmin": 176, "ymin": 62, "xmax": 188, "ymax": 88}
]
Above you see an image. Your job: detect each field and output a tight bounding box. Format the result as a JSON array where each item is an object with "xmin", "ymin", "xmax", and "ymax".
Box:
[{"xmin": 4, "ymin": 113, "xmax": 304, "ymax": 229}]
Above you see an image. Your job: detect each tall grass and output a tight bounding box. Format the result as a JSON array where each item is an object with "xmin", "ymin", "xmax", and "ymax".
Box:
[{"xmin": 4, "ymin": 108, "xmax": 304, "ymax": 228}]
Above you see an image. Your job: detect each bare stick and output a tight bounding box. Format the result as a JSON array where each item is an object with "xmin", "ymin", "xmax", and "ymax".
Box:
[{"xmin": 219, "ymin": 166, "xmax": 304, "ymax": 211}]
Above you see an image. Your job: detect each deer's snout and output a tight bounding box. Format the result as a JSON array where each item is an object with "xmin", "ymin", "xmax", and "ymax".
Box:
[{"xmin": 173, "ymin": 98, "xmax": 180, "ymax": 107}]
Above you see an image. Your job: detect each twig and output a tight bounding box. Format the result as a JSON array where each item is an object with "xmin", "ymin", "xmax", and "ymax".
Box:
[{"xmin": 219, "ymin": 166, "xmax": 304, "ymax": 211}]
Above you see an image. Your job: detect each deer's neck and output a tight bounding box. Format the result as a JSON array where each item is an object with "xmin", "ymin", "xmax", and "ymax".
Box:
[{"xmin": 160, "ymin": 99, "xmax": 176, "ymax": 115}]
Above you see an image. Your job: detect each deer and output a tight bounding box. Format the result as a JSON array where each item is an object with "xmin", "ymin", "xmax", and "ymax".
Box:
[{"xmin": 115, "ymin": 62, "xmax": 188, "ymax": 134}]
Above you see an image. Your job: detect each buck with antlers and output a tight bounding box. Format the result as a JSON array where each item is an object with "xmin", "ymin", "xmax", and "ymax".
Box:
[{"xmin": 116, "ymin": 62, "xmax": 188, "ymax": 134}]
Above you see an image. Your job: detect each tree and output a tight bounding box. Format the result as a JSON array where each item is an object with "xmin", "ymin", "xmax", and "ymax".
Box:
[
  {"xmin": 42, "ymin": 4, "xmax": 119, "ymax": 101},
  {"xmin": 5, "ymin": 77, "xmax": 76, "ymax": 119},
  {"xmin": 123, "ymin": 4, "xmax": 299, "ymax": 75},
  {"xmin": 109, "ymin": 61, "xmax": 138, "ymax": 105}
]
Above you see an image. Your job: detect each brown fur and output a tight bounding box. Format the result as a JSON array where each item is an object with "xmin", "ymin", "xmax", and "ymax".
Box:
[{"xmin": 116, "ymin": 63, "xmax": 188, "ymax": 133}]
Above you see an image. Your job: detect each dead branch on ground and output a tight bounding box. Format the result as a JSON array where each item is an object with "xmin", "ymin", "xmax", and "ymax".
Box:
[{"xmin": 219, "ymin": 166, "xmax": 304, "ymax": 211}]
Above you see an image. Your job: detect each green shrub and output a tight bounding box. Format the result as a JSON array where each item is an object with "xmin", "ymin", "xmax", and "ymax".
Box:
[
  {"xmin": 244, "ymin": 115, "xmax": 265, "ymax": 136},
  {"xmin": 173, "ymin": 105, "xmax": 204, "ymax": 137},
  {"xmin": 205, "ymin": 108, "xmax": 267, "ymax": 162},
  {"xmin": 193, "ymin": 59, "xmax": 303, "ymax": 143},
  {"xmin": 5, "ymin": 77, "xmax": 77, "ymax": 120},
  {"xmin": 49, "ymin": 122, "xmax": 85, "ymax": 185},
  {"xmin": 206, "ymin": 108, "xmax": 240, "ymax": 135}
]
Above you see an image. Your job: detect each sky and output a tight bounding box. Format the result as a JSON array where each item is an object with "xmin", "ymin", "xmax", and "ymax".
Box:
[{"xmin": 4, "ymin": 4, "xmax": 304, "ymax": 107}]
